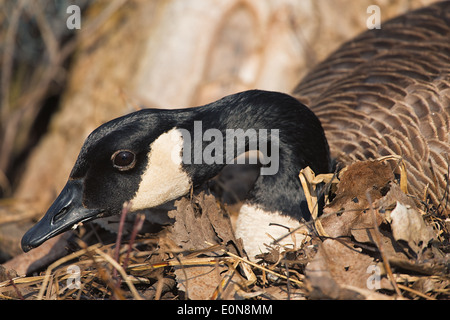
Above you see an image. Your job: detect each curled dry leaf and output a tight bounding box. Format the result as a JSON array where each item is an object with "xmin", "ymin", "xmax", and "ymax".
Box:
[{"xmin": 389, "ymin": 201, "xmax": 435, "ymax": 255}]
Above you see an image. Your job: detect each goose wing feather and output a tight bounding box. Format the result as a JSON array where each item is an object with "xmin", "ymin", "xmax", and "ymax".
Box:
[{"xmin": 294, "ymin": 2, "xmax": 450, "ymax": 211}]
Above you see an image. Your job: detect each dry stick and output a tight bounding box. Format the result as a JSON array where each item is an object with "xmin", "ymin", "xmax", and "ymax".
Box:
[
  {"xmin": 79, "ymin": 241, "xmax": 126, "ymax": 300},
  {"xmin": 396, "ymin": 283, "xmax": 436, "ymax": 300},
  {"xmin": 112, "ymin": 204, "xmax": 145, "ymax": 299},
  {"xmin": 284, "ymin": 258, "xmax": 292, "ymax": 300},
  {"xmin": 7, "ymin": 274, "xmax": 24, "ymax": 300},
  {"xmin": 366, "ymin": 192, "xmax": 403, "ymax": 297},
  {"xmin": 113, "ymin": 202, "xmax": 132, "ymax": 282},
  {"xmin": 206, "ymin": 241, "xmax": 303, "ymax": 286},
  {"xmin": 0, "ymin": 276, "xmax": 44, "ymax": 290},
  {"xmin": 129, "ymin": 254, "xmax": 234, "ymax": 270},
  {"xmin": 211, "ymin": 259, "xmax": 240, "ymax": 300},
  {"xmin": 123, "ymin": 213, "xmax": 145, "ymax": 271},
  {"xmin": 174, "ymin": 252, "xmax": 191, "ymax": 300},
  {"xmin": 153, "ymin": 275, "xmax": 165, "ymax": 301},
  {"xmin": 93, "ymin": 248, "xmax": 143, "ymax": 300}
]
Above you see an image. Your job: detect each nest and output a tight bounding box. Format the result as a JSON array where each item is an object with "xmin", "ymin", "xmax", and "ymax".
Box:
[{"xmin": 0, "ymin": 158, "xmax": 448, "ymax": 300}]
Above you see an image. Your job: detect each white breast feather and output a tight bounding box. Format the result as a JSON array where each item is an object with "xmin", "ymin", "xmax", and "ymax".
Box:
[{"xmin": 235, "ymin": 204, "xmax": 308, "ymax": 260}]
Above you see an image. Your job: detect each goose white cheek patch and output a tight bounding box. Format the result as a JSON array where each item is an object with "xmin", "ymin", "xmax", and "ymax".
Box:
[
  {"xmin": 235, "ymin": 204, "xmax": 308, "ymax": 260},
  {"xmin": 130, "ymin": 128, "xmax": 191, "ymax": 211}
]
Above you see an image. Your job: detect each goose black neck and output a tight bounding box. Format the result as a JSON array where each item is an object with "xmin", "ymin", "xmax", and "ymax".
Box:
[{"xmin": 175, "ymin": 90, "xmax": 331, "ymax": 220}]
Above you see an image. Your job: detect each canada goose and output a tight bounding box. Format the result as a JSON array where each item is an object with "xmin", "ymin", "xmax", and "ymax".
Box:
[
  {"xmin": 21, "ymin": 2, "xmax": 449, "ymax": 259},
  {"xmin": 21, "ymin": 90, "xmax": 331, "ymax": 255}
]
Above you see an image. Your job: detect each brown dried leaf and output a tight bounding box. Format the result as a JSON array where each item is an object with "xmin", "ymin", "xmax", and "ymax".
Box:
[
  {"xmin": 175, "ymin": 264, "xmax": 227, "ymax": 300},
  {"xmin": 321, "ymin": 160, "xmax": 391, "ymax": 238},
  {"xmin": 168, "ymin": 189, "xmax": 242, "ymax": 256},
  {"xmin": 328, "ymin": 160, "xmax": 394, "ymax": 211},
  {"xmin": 167, "ymin": 189, "xmax": 244, "ymax": 299},
  {"xmin": 306, "ymin": 160, "xmax": 423, "ymax": 299},
  {"xmin": 305, "ymin": 239, "xmax": 378, "ymax": 299}
]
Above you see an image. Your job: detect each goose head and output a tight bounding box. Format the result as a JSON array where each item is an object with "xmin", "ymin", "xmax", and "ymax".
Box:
[{"xmin": 21, "ymin": 90, "xmax": 330, "ymax": 253}]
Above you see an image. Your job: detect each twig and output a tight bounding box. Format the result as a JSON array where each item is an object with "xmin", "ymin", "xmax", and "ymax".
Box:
[
  {"xmin": 128, "ymin": 257, "xmax": 229, "ymax": 272},
  {"xmin": 0, "ymin": 276, "xmax": 44, "ymax": 290},
  {"xmin": 7, "ymin": 274, "xmax": 24, "ymax": 300},
  {"xmin": 396, "ymin": 283, "xmax": 436, "ymax": 300},
  {"xmin": 284, "ymin": 258, "xmax": 291, "ymax": 300},
  {"xmin": 366, "ymin": 192, "xmax": 403, "ymax": 297},
  {"xmin": 93, "ymin": 248, "xmax": 143, "ymax": 300},
  {"xmin": 206, "ymin": 241, "xmax": 304, "ymax": 286},
  {"xmin": 211, "ymin": 259, "xmax": 240, "ymax": 300},
  {"xmin": 113, "ymin": 201, "xmax": 132, "ymax": 281},
  {"xmin": 123, "ymin": 213, "xmax": 145, "ymax": 270},
  {"xmin": 79, "ymin": 241, "xmax": 126, "ymax": 300}
]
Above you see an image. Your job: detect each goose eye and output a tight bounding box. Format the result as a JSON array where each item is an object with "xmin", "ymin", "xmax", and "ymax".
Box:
[{"xmin": 112, "ymin": 150, "xmax": 136, "ymax": 171}]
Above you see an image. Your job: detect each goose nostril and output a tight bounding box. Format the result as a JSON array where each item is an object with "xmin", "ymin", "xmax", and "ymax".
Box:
[{"xmin": 52, "ymin": 206, "xmax": 69, "ymax": 224}]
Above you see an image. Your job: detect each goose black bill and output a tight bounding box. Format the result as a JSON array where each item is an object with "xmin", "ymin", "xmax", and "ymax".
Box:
[{"xmin": 21, "ymin": 179, "xmax": 105, "ymax": 252}]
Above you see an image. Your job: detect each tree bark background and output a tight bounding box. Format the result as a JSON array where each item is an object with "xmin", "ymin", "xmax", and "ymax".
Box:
[{"xmin": 0, "ymin": 0, "xmax": 437, "ymax": 257}]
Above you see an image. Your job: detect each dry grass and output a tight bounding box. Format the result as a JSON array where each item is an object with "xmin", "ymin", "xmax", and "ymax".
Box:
[{"xmin": 1, "ymin": 159, "xmax": 448, "ymax": 300}]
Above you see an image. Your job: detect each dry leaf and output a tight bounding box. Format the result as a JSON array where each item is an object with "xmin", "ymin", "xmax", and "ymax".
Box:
[
  {"xmin": 305, "ymin": 239, "xmax": 379, "ymax": 299},
  {"xmin": 321, "ymin": 160, "xmax": 391, "ymax": 238},
  {"xmin": 389, "ymin": 201, "xmax": 435, "ymax": 254},
  {"xmin": 167, "ymin": 189, "xmax": 244, "ymax": 299}
]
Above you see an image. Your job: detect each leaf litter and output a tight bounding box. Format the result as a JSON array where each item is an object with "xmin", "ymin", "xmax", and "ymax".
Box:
[{"xmin": 0, "ymin": 157, "xmax": 448, "ymax": 300}]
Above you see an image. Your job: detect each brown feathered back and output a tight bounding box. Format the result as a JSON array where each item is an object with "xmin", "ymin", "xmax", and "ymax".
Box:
[{"xmin": 293, "ymin": 2, "xmax": 450, "ymax": 213}]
